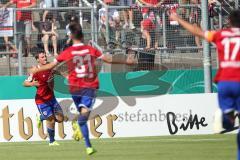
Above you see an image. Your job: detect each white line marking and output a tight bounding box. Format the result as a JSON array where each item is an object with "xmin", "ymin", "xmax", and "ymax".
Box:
[{"xmin": 0, "ymin": 138, "xmax": 229, "ymax": 147}]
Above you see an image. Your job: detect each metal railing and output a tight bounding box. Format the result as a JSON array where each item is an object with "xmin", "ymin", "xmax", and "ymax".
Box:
[
  {"xmin": 94, "ymin": 3, "xmax": 223, "ymax": 71},
  {"xmin": 0, "ymin": 3, "xmax": 224, "ymax": 77},
  {"xmin": 216, "ymin": 0, "xmax": 239, "ymax": 14},
  {"xmin": 14, "ymin": 6, "xmax": 93, "ymax": 75}
]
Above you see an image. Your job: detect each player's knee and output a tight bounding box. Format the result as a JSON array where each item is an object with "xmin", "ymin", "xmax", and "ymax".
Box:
[
  {"xmin": 222, "ymin": 111, "xmax": 235, "ymax": 130},
  {"xmin": 52, "ymin": 36, "xmax": 57, "ymax": 41},
  {"xmin": 78, "ymin": 115, "xmax": 89, "ymax": 126},
  {"xmin": 56, "ymin": 114, "xmax": 64, "ymax": 123},
  {"xmin": 42, "ymin": 35, "xmax": 49, "ymax": 42},
  {"xmin": 80, "ymin": 107, "xmax": 89, "ymax": 114},
  {"xmin": 47, "ymin": 115, "xmax": 56, "ymax": 124}
]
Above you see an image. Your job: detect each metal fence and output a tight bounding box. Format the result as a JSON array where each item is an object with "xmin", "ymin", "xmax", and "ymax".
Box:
[
  {"xmin": 14, "ymin": 6, "xmax": 93, "ymax": 75},
  {"xmin": 0, "ymin": 1, "xmax": 232, "ymax": 76},
  {"xmin": 94, "ymin": 2, "xmax": 223, "ymax": 72}
]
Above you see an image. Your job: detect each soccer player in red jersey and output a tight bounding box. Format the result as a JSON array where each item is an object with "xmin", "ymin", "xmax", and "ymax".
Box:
[
  {"xmin": 23, "ymin": 51, "xmax": 64, "ymax": 146},
  {"xmin": 170, "ymin": 10, "xmax": 240, "ymax": 160},
  {"xmin": 29, "ymin": 23, "xmax": 134, "ymax": 155}
]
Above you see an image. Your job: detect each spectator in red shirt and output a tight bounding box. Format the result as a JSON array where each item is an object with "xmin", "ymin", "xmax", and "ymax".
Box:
[
  {"xmin": 2, "ymin": 0, "xmax": 36, "ymax": 57},
  {"xmin": 137, "ymin": 0, "xmax": 163, "ymax": 49}
]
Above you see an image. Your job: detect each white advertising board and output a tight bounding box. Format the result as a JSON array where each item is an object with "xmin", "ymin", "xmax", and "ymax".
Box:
[{"xmin": 0, "ymin": 93, "xmax": 220, "ymax": 142}]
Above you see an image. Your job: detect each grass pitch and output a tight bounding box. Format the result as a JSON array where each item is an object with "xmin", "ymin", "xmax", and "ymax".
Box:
[{"xmin": 0, "ymin": 134, "xmax": 236, "ymax": 160}]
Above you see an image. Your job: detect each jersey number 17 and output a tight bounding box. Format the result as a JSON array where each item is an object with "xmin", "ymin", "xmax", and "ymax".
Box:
[{"xmin": 221, "ymin": 37, "xmax": 240, "ymax": 61}]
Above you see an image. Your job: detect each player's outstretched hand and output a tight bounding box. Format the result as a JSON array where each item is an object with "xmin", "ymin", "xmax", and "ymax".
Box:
[
  {"xmin": 169, "ymin": 11, "xmax": 179, "ymax": 22},
  {"xmin": 31, "ymin": 80, "xmax": 40, "ymax": 87}
]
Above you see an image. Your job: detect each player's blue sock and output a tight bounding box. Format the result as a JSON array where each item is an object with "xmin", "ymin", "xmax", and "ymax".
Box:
[
  {"xmin": 47, "ymin": 127, "xmax": 55, "ymax": 143},
  {"xmin": 40, "ymin": 115, "xmax": 46, "ymax": 122},
  {"xmin": 237, "ymin": 131, "xmax": 240, "ymax": 160},
  {"xmin": 78, "ymin": 115, "xmax": 91, "ymax": 148}
]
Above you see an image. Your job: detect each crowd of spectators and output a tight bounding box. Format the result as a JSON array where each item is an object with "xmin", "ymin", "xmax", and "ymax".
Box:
[
  {"xmin": 0, "ymin": 0, "xmax": 222, "ymax": 60},
  {"xmin": 0, "ymin": 0, "xmax": 82, "ymax": 58}
]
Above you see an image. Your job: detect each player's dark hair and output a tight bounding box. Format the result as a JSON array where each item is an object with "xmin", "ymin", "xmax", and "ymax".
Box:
[
  {"xmin": 69, "ymin": 22, "xmax": 83, "ymax": 41},
  {"xmin": 229, "ymin": 10, "xmax": 240, "ymax": 28},
  {"xmin": 33, "ymin": 49, "xmax": 45, "ymax": 60}
]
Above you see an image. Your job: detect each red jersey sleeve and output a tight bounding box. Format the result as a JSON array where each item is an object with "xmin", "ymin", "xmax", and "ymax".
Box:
[
  {"xmin": 204, "ymin": 30, "xmax": 218, "ymax": 43},
  {"xmin": 94, "ymin": 48, "xmax": 103, "ymax": 58},
  {"xmin": 56, "ymin": 49, "xmax": 71, "ymax": 63},
  {"xmin": 89, "ymin": 47, "xmax": 102, "ymax": 58}
]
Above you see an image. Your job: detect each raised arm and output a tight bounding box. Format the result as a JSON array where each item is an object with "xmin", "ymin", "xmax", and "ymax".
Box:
[
  {"xmin": 101, "ymin": 54, "xmax": 135, "ymax": 65},
  {"xmin": 169, "ymin": 12, "xmax": 205, "ymax": 39},
  {"xmin": 29, "ymin": 61, "xmax": 58, "ymax": 75}
]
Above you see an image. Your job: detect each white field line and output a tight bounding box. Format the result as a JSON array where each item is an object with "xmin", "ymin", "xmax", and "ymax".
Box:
[
  {"xmin": 0, "ymin": 138, "xmax": 229, "ymax": 147},
  {"xmin": 97, "ymin": 138, "xmax": 228, "ymax": 143}
]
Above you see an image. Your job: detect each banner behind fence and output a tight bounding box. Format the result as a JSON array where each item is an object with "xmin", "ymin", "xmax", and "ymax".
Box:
[{"xmin": 0, "ymin": 8, "xmax": 13, "ymax": 37}]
